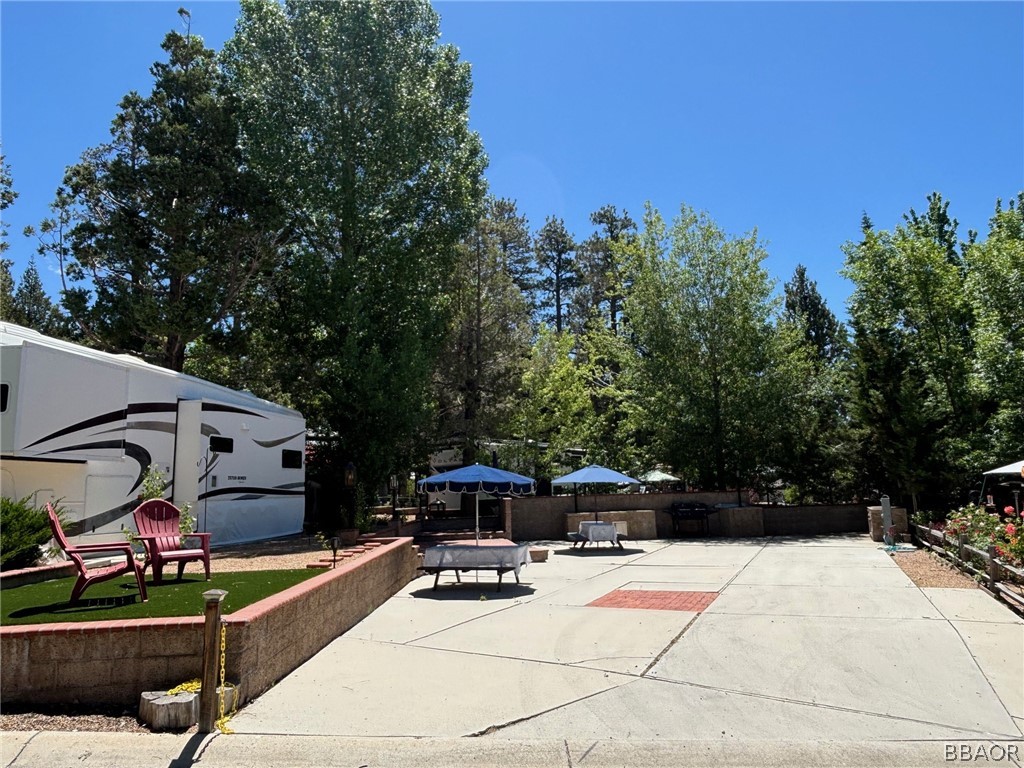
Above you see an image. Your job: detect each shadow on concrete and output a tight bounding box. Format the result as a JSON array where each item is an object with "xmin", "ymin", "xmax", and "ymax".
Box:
[
  {"xmin": 407, "ymin": 582, "xmax": 536, "ymax": 600},
  {"xmin": 552, "ymin": 546, "xmax": 646, "ymax": 556}
]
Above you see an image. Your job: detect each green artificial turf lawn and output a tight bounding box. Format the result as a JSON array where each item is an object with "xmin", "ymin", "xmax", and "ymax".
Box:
[{"xmin": 0, "ymin": 569, "xmax": 320, "ymax": 625}]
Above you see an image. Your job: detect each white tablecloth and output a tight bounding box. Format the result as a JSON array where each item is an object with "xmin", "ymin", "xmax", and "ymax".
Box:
[
  {"xmin": 422, "ymin": 544, "xmax": 530, "ymax": 577},
  {"xmin": 579, "ymin": 521, "xmax": 618, "ymax": 543}
]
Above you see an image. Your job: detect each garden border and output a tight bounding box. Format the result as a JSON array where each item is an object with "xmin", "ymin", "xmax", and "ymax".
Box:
[
  {"xmin": 0, "ymin": 537, "xmax": 419, "ymax": 708},
  {"xmin": 912, "ymin": 523, "xmax": 1024, "ymax": 612}
]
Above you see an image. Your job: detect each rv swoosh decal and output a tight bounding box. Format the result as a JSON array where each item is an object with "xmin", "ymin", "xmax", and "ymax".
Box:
[
  {"xmin": 25, "ymin": 409, "xmax": 126, "ymax": 448},
  {"xmin": 198, "ymin": 486, "xmax": 304, "ymax": 500},
  {"xmin": 127, "ymin": 403, "xmax": 180, "ymax": 415},
  {"xmin": 201, "ymin": 403, "xmax": 267, "ymax": 418},
  {"xmin": 44, "ymin": 440, "xmax": 152, "ymax": 495},
  {"xmin": 25, "ymin": 402, "xmax": 177, "ymax": 449},
  {"xmin": 95, "ymin": 421, "xmax": 176, "ymax": 435},
  {"xmin": 65, "ymin": 499, "xmax": 138, "ymax": 537},
  {"xmin": 252, "ymin": 432, "xmax": 305, "ymax": 448}
]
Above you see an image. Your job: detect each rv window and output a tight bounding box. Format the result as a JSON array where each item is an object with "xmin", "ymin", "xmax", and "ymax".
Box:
[
  {"xmin": 209, "ymin": 436, "xmax": 234, "ymax": 454},
  {"xmin": 282, "ymin": 449, "xmax": 303, "ymax": 469},
  {"xmin": 0, "ymin": 383, "xmax": 7, "ymax": 412}
]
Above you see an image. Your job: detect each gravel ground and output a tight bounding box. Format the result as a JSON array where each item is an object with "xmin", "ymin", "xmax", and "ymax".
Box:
[{"xmin": 889, "ymin": 548, "xmax": 980, "ymax": 588}]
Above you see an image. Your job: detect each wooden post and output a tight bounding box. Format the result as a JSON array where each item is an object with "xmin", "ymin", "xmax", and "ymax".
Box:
[
  {"xmin": 199, "ymin": 589, "xmax": 227, "ymax": 733},
  {"xmin": 958, "ymin": 533, "xmax": 966, "ymax": 565},
  {"xmin": 987, "ymin": 545, "xmax": 999, "ymax": 590}
]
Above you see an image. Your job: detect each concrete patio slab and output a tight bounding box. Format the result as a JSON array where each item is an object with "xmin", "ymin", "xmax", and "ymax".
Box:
[
  {"xmin": 731, "ymin": 561, "xmax": 914, "ymax": 588},
  {"xmin": 750, "ymin": 546, "xmax": 895, "ymax": 567},
  {"xmin": 409, "ymin": 600, "xmax": 696, "ymax": 675},
  {"xmin": 626, "ymin": 543, "xmax": 764, "ymax": 568},
  {"xmin": 764, "ymin": 534, "xmax": 877, "ymax": 548},
  {"xmin": 229, "ymin": 637, "xmax": 633, "ymax": 737},
  {"xmin": 705, "ymin": 583, "xmax": 944, "ymax": 619},
  {"xmin": 648, "ymin": 613, "xmax": 1019, "ymax": 735},
  {"xmin": 0, "ymin": 731, "xmax": 35, "ymax": 764},
  {"xmin": 951, "ymin": 620, "xmax": 1024, "ymax": 722},
  {"xmin": 923, "ymin": 587, "xmax": 1024, "ymax": 624},
  {"xmin": 619, "ymin": 581, "xmax": 724, "ymax": 592},
  {"xmin": 493, "ymin": 676, "xmax": 1002, "ymax": 742},
  {"xmin": 346, "ymin": 592, "xmax": 517, "ymax": 644}
]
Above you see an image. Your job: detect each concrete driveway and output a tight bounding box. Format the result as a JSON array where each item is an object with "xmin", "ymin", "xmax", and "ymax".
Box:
[
  {"xmin": 230, "ymin": 535, "xmax": 1023, "ymax": 744},
  {"xmin": 6, "ymin": 535, "xmax": 1023, "ymax": 768}
]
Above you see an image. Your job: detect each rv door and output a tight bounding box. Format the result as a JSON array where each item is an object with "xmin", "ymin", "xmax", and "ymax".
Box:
[{"xmin": 173, "ymin": 400, "xmax": 202, "ymax": 507}]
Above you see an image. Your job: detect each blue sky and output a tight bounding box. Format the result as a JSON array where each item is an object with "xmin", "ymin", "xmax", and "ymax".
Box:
[{"xmin": 2, "ymin": 1, "xmax": 1022, "ymax": 320}]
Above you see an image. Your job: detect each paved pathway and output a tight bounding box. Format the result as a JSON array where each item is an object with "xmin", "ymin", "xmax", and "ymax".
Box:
[{"xmin": 4, "ymin": 535, "xmax": 1022, "ymax": 767}]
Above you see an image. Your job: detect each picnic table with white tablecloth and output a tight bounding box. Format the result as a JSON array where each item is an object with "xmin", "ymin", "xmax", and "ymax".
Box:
[
  {"xmin": 420, "ymin": 543, "xmax": 530, "ymax": 591},
  {"xmin": 568, "ymin": 521, "xmax": 623, "ymax": 549}
]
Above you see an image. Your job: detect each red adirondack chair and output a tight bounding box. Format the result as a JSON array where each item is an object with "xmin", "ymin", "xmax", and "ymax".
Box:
[
  {"xmin": 46, "ymin": 503, "xmax": 148, "ymax": 603},
  {"xmin": 132, "ymin": 499, "xmax": 211, "ymax": 584}
]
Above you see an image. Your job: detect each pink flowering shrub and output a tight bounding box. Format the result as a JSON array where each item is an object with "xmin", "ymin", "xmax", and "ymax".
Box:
[
  {"xmin": 942, "ymin": 503, "xmax": 1024, "ymax": 567},
  {"xmin": 1000, "ymin": 521, "xmax": 1024, "ymax": 567},
  {"xmin": 944, "ymin": 503, "xmax": 1002, "ymax": 546}
]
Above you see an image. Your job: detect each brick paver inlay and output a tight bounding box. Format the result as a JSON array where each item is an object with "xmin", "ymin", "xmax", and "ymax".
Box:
[{"xmin": 587, "ymin": 589, "xmax": 719, "ymax": 611}]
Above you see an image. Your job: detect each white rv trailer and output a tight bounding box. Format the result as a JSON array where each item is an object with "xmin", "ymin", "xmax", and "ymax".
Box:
[{"xmin": 0, "ymin": 322, "xmax": 305, "ymax": 546}]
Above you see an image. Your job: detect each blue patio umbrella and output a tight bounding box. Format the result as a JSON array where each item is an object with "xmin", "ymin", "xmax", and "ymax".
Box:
[
  {"xmin": 418, "ymin": 464, "xmax": 535, "ymax": 542},
  {"xmin": 552, "ymin": 464, "xmax": 640, "ymax": 518}
]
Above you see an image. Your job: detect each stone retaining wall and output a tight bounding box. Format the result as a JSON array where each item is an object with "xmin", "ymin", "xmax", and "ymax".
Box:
[{"xmin": 0, "ymin": 538, "xmax": 418, "ymax": 708}]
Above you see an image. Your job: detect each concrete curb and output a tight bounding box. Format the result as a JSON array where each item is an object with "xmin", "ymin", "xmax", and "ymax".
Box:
[{"xmin": 5, "ymin": 732, "xmax": 1021, "ymax": 768}]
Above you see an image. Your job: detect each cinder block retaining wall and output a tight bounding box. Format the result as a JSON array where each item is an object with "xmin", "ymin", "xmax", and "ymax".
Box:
[
  {"xmin": 0, "ymin": 537, "xmax": 419, "ymax": 708},
  {"xmin": 503, "ymin": 496, "xmax": 867, "ymax": 541},
  {"xmin": 504, "ymin": 492, "xmax": 736, "ymax": 540}
]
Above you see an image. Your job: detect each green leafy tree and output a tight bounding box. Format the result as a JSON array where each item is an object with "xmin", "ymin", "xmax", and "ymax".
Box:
[
  {"xmin": 779, "ymin": 265, "xmax": 853, "ymax": 502},
  {"xmin": 0, "ymin": 152, "xmax": 16, "ymax": 256},
  {"xmin": 843, "ymin": 196, "xmax": 981, "ymax": 508},
  {"xmin": 574, "ymin": 205, "xmax": 636, "ymax": 336},
  {"xmin": 483, "ymin": 198, "xmax": 537, "ymax": 316},
  {"xmin": 534, "ymin": 217, "xmax": 578, "ymax": 334},
  {"xmin": 40, "ymin": 23, "xmax": 284, "ymax": 371},
  {"xmin": 9, "ymin": 259, "xmax": 65, "ymax": 336},
  {"xmin": 224, "ymin": 0, "xmax": 486, "ymax": 490},
  {"xmin": 964, "ymin": 194, "xmax": 1024, "ymax": 466},
  {"xmin": 434, "ymin": 200, "xmax": 533, "ymax": 465},
  {"xmin": 627, "ymin": 204, "xmax": 803, "ymax": 492},
  {"xmin": 0, "ymin": 259, "xmax": 15, "ymax": 321},
  {"xmin": 0, "ymin": 154, "xmax": 16, "ymax": 321},
  {"xmin": 504, "ymin": 326, "xmax": 593, "ymax": 480}
]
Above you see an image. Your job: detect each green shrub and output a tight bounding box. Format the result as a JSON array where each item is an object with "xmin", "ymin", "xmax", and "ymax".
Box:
[{"xmin": 0, "ymin": 496, "xmax": 53, "ymax": 571}]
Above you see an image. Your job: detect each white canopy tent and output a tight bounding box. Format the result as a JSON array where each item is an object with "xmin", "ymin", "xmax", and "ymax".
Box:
[
  {"xmin": 983, "ymin": 460, "xmax": 1024, "ymax": 476},
  {"xmin": 980, "ymin": 459, "xmax": 1024, "ymax": 514}
]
